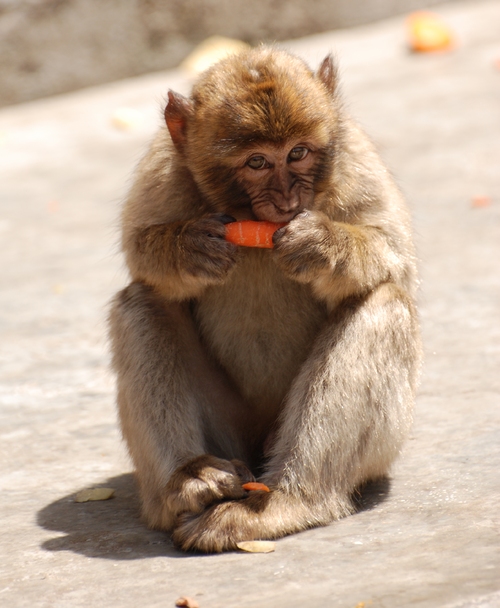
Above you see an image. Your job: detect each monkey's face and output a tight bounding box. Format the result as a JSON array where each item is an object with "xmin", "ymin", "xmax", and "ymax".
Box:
[
  {"xmin": 184, "ymin": 134, "xmax": 335, "ymax": 223},
  {"xmin": 166, "ymin": 48, "xmax": 339, "ymax": 218},
  {"xmin": 232, "ymin": 142, "xmax": 320, "ymax": 222},
  {"xmin": 184, "ymin": 118, "xmax": 336, "ymax": 222}
]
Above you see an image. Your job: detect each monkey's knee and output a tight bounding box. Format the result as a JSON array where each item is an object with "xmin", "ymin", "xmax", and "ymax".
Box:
[
  {"xmin": 109, "ymin": 281, "xmax": 155, "ymax": 339},
  {"xmin": 109, "ymin": 280, "xmax": 181, "ymax": 324},
  {"xmin": 109, "ymin": 281, "xmax": 192, "ymax": 355},
  {"xmin": 113, "ymin": 280, "xmax": 152, "ymax": 306},
  {"xmin": 369, "ymin": 282, "xmax": 422, "ymax": 374},
  {"xmin": 347, "ymin": 283, "xmax": 420, "ymax": 360},
  {"xmin": 358, "ymin": 282, "xmax": 414, "ymax": 319}
]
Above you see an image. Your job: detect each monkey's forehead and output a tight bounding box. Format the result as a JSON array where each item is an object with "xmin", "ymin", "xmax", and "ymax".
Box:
[
  {"xmin": 190, "ymin": 48, "xmax": 336, "ymax": 145},
  {"xmin": 192, "ymin": 48, "xmax": 331, "ymax": 106}
]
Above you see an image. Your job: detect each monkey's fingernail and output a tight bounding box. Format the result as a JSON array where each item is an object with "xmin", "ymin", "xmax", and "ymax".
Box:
[
  {"xmin": 272, "ymin": 227, "xmax": 286, "ymax": 244},
  {"xmin": 219, "ymin": 214, "xmax": 237, "ymax": 224}
]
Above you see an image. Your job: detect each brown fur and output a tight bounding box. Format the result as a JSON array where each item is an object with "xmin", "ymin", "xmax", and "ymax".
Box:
[{"xmin": 109, "ymin": 48, "xmax": 421, "ymax": 552}]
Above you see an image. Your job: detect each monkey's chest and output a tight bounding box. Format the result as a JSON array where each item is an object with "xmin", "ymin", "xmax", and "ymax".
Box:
[{"xmin": 193, "ymin": 251, "xmax": 327, "ymax": 408}]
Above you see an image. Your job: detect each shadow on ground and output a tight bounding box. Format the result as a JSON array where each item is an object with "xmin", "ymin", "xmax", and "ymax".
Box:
[
  {"xmin": 37, "ymin": 473, "xmax": 184, "ymax": 560},
  {"xmin": 38, "ymin": 473, "xmax": 390, "ymax": 560},
  {"xmin": 352, "ymin": 476, "xmax": 391, "ymax": 512}
]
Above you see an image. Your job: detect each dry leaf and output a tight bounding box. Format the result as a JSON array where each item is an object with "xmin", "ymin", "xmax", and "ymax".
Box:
[
  {"xmin": 175, "ymin": 597, "xmax": 199, "ymax": 608},
  {"xmin": 74, "ymin": 487, "xmax": 115, "ymax": 502},
  {"xmin": 236, "ymin": 540, "xmax": 276, "ymax": 553}
]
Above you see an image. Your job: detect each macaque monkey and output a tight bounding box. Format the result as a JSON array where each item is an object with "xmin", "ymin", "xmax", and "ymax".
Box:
[{"xmin": 109, "ymin": 47, "xmax": 421, "ymax": 553}]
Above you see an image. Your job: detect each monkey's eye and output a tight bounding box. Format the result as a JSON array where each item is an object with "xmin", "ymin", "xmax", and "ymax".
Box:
[
  {"xmin": 247, "ymin": 155, "xmax": 268, "ymax": 170},
  {"xmin": 288, "ymin": 147, "xmax": 309, "ymax": 162}
]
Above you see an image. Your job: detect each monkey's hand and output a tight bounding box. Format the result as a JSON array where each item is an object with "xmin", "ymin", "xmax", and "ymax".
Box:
[
  {"xmin": 272, "ymin": 210, "xmax": 334, "ymax": 282},
  {"xmin": 176, "ymin": 214, "xmax": 238, "ymax": 283},
  {"xmin": 164, "ymin": 455, "xmax": 255, "ymax": 525}
]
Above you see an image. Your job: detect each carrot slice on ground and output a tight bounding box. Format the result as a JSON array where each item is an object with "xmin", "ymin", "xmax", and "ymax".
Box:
[
  {"xmin": 224, "ymin": 221, "xmax": 287, "ymax": 249},
  {"xmin": 242, "ymin": 482, "xmax": 271, "ymax": 492},
  {"xmin": 407, "ymin": 12, "xmax": 455, "ymax": 53},
  {"xmin": 471, "ymin": 195, "xmax": 492, "ymax": 208}
]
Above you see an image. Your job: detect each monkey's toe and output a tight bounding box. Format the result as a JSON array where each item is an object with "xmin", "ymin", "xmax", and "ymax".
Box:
[
  {"xmin": 171, "ymin": 492, "xmax": 276, "ymax": 553},
  {"xmin": 171, "ymin": 502, "xmax": 250, "ymax": 553}
]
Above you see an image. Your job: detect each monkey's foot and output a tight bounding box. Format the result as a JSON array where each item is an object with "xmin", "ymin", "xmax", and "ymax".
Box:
[
  {"xmin": 165, "ymin": 455, "xmax": 254, "ymax": 523},
  {"xmin": 171, "ymin": 491, "xmax": 321, "ymax": 553}
]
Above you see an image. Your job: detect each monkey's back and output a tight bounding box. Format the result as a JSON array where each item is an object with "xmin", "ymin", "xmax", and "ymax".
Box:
[{"xmin": 193, "ymin": 248, "xmax": 328, "ymax": 413}]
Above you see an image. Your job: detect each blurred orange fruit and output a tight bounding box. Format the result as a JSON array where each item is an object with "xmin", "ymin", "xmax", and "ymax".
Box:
[{"xmin": 407, "ymin": 12, "xmax": 455, "ymax": 53}]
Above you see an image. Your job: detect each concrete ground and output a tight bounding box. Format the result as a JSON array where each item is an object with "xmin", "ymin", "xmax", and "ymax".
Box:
[{"xmin": 0, "ymin": 1, "xmax": 499, "ymax": 606}]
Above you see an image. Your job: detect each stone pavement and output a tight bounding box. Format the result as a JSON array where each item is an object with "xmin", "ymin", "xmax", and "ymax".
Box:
[{"xmin": 0, "ymin": 1, "xmax": 499, "ymax": 606}]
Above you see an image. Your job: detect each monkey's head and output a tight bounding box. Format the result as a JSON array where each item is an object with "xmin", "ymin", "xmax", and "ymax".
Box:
[{"xmin": 165, "ymin": 48, "xmax": 340, "ymax": 222}]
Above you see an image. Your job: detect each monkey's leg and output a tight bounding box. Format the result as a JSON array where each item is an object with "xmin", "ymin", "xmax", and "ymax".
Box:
[
  {"xmin": 109, "ymin": 281, "xmax": 253, "ymax": 531},
  {"xmin": 172, "ymin": 282, "xmax": 421, "ymax": 552}
]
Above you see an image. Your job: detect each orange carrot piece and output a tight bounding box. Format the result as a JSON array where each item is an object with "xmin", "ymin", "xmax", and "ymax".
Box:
[
  {"xmin": 224, "ymin": 221, "xmax": 287, "ymax": 249},
  {"xmin": 407, "ymin": 12, "xmax": 455, "ymax": 53},
  {"xmin": 242, "ymin": 482, "xmax": 271, "ymax": 492}
]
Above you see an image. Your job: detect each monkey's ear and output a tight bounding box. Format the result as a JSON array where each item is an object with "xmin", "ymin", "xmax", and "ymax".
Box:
[
  {"xmin": 164, "ymin": 90, "xmax": 194, "ymax": 151},
  {"xmin": 317, "ymin": 55, "xmax": 337, "ymax": 96}
]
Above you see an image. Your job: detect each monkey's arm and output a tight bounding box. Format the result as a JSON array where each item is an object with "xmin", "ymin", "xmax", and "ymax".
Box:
[
  {"xmin": 124, "ymin": 216, "xmax": 237, "ymax": 300},
  {"xmin": 121, "ymin": 129, "xmax": 237, "ymax": 301}
]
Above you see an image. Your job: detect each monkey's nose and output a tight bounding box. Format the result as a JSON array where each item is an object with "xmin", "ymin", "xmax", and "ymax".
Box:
[
  {"xmin": 271, "ymin": 205, "xmax": 301, "ymax": 223},
  {"xmin": 274, "ymin": 196, "xmax": 300, "ymax": 214}
]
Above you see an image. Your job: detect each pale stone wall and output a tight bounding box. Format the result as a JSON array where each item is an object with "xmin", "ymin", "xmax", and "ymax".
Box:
[{"xmin": 0, "ymin": 0, "xmax": 448, "ymax": 106}]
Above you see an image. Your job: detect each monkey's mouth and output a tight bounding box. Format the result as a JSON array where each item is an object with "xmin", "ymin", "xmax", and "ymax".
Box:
[{"xmin": 252, "ymin": 202, "xmax": 303, "ymax": 223}]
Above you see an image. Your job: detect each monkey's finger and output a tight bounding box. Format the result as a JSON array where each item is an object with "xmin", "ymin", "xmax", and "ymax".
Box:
[
  {"xmin": 217, "ymin": 214, "xmax": 237, "ymax": 224},
  {"xmin": 203, "ymin": 214, "xmax": 237, "ymax": 239},
  {"xmin": 230, "ymin": 459, "xmax": 255, "ymax": 484},
  {"xmin": 272, "ymin": 225, "xmax": 288, "ymax": 244},
  {"xmin": 199, "ymin": 216, "xmax": 238, "ymax": 238}
]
